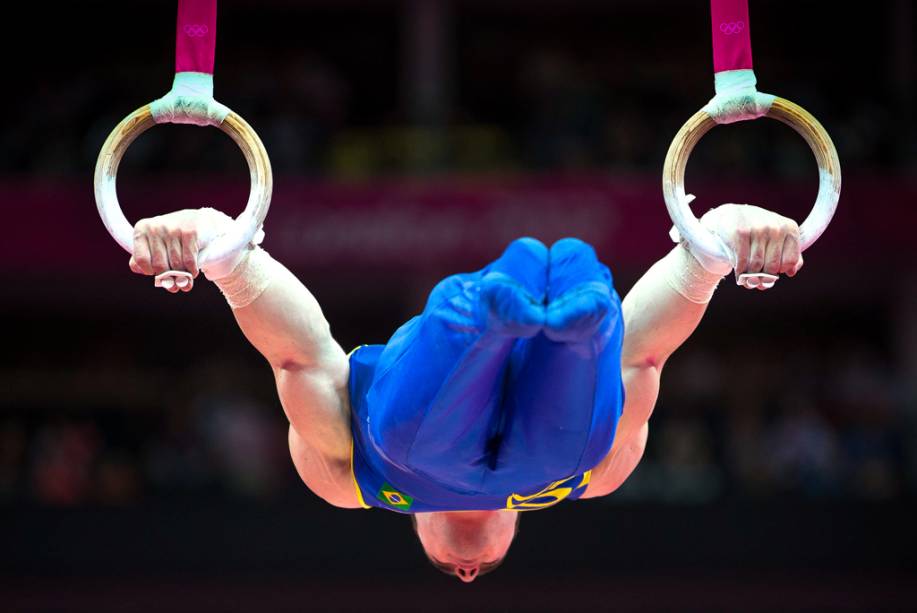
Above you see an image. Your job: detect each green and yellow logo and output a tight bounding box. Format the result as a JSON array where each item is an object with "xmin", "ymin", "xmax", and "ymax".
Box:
[{"xmin": 377, "ymin": 482, "xmax": 413, "ymax": 510}]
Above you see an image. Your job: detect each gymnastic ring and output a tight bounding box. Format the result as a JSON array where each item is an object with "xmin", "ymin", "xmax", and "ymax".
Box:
[
  {"xmin": 662, "ymin": 97, "xmax": 841, "ymax": 272},
  {"xmin": 93, "ymin": 104, "xmax": 272, "ymax": 270}
]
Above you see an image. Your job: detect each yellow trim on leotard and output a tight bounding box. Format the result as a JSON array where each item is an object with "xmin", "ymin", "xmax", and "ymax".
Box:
[
  {"xmin": 578, "ymin": 470, "xmax": 592, "ymax": 489},
  {"xmin": 504, "ymin": 470, "xmax": 593, "ymax": 510},
  {"xmin": 346, "ymin": 345, "xmax": 371, "ymax": 509},
  {"xmin": 350, "ymin": 440, "xmax": 371, "ymax": 509}
]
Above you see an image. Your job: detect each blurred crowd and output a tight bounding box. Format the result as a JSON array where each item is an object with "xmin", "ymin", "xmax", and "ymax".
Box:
[
  {"xmin": 1, "ymin": 318, "xmax": 912, "ymax": 508},
  {"xmin": 3, "ymin": 9, "xmax": 913, "ymax": 180},
  {"xmin": 3, "ymin": 50, "xmax": 908, "ymax": 180},
  {"xmin": 0, "ymin": 351, "xmax": 291, "ymax": 506},
  {"xmin": 619, "ymin": 337, "xmax": 911, "ymax": 504}
]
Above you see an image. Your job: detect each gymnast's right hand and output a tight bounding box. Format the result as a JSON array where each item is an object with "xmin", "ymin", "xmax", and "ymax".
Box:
[{"xmin": 128, "ymin": 207, "xmax": 233, "ymax": 293}]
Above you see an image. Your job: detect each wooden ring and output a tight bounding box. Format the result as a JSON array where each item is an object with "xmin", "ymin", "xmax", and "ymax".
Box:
[
  {"xmin": 93, "ymin": 104, "xmax": 272, "ymax": 268},
  {"xmin": 662, "ymin": 97, "xmax": 841, "ymax": 264}
]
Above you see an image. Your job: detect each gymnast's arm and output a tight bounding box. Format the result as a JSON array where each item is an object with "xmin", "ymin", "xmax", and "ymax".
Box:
[
  {"xmin": 129, "ymin": 208, "xmax": 361, "ymax": 508},
  {"xmin": 227, "ymin": 249, "xmax": 360, "ymax": 508},
  {"xmin": 582, "ymin": 204, "xmax": 803, "ymax": 498}
]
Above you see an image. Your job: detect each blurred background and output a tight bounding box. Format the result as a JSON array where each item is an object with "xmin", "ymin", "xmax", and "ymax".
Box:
[{"xmin": 2, "ymin": 0, "xmax": 916, "ymax": 610}]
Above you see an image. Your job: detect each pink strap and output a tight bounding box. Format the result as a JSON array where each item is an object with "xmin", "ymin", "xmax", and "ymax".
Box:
[
  {"xmin": 710, "ymin": 0, "xmax": 753, "ymax": 73},
  {"xmin": 175, "ymin": 0, "xmax": 217, "ymax": 74}
]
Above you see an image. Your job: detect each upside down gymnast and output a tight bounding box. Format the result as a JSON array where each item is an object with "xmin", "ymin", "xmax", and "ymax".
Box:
[{"xmin": 128, "ymin": 203, "xmax": 803, "ymax": 582}]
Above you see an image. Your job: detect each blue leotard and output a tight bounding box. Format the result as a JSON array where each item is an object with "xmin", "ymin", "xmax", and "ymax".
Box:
[{"xmin": 347, "ymin": 238, "xmax": 625, "ymax": 513}]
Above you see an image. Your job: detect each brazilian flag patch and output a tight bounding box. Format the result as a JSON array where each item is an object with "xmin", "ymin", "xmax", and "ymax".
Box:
[{"xmin": 377, "ymin": 483, "xmax": 413, "ymax": 510}]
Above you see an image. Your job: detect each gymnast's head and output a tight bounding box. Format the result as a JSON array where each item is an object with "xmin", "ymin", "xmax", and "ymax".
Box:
[{"xmin": 411, "ymin": 510, "xmax": 520, "ymax": 582}]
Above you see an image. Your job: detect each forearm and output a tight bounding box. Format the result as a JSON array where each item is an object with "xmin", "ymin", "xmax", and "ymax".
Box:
[
  {"xmin": 217, "ymin": 248, "xmax": 346, "ymax": 372},
  {"xmin": 219, "ymin": 248, "xmax": 352, "ymax": 459},
  {"xmin": 621, "ymin": 243, "xmax": 722, "ymax": 369}
]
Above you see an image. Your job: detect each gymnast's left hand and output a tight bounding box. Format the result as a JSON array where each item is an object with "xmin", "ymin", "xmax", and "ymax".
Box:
[{"xmin": 699, "ymin": 203, "xmax": 804, "ymax": 283}]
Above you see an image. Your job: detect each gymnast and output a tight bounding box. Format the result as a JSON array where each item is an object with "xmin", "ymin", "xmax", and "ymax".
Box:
[
  {"xmin": 96, "ymin": 0, "xmax": 839, "ymax": 583},
  {"xmin": 126, "ymin": 204, "xmax": 803, "ymax": 581}
]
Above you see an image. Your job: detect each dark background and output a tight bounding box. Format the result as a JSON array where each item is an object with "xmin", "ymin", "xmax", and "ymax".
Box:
[{"xmin": 1, "ymin": 1, "xmax": 916, "ymax": 611}]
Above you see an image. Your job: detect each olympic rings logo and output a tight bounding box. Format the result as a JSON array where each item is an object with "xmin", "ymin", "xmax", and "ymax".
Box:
[
  {"xmin": 183, "ymin": 24, "xmax": 209, "ymax": 38},
  {"xmin": 719, "ymin": 21, "xmax": 745, "ymax": 35}
]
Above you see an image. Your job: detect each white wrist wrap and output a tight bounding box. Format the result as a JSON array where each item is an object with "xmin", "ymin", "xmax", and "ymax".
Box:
[
  {"xmin": 669, "ymin": 204, "xmax": 736, "ymax": 277},
  {"xmin": 197, "ymin": 207, "xmax": 266, "ymax": 282},
  {"xmin": 212, "ymin": 247, "xmax": 276, "ymax": 309},
  {"xmin": 661, "ymin": 244, "xmax": 724, "ymax": 304}
]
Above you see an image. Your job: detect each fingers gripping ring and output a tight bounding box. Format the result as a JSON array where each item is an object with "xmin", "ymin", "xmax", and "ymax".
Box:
[
  {"xmin": 93, "ymin": 104, "xmax": 272, "ymax": 291},
  {"xmin": 662, "ymin": 97, "xmax": 841, "ymax": 290}
]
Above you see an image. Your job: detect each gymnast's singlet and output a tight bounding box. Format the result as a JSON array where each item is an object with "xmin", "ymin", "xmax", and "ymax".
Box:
[{"xmin": 347, "ymin": 344, "xmax": 595, "ymax": 513}]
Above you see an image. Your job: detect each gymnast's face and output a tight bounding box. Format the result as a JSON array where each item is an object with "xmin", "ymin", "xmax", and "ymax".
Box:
[{"xmin": 412, "ymin": 510, "xmax": 519, "ymax": 582}]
